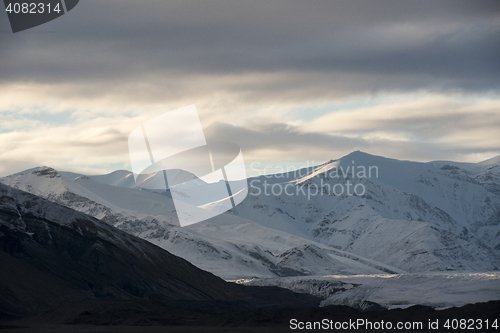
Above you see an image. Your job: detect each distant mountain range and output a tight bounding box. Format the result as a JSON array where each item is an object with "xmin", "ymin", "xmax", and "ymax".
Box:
[{"xmin": 1, "ymin": 151, "xmax": 499, "ymax": 279}]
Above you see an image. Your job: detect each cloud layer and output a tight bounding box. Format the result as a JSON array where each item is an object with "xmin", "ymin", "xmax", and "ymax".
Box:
[{"xmin": 0, "ymin": 0, "xmax": 499, "ymax": 176}]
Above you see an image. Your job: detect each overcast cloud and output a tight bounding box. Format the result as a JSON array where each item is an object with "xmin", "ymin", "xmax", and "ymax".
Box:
[{"xmin": 0, "ymin": 0, "xmax": 499, "ymax": 176}]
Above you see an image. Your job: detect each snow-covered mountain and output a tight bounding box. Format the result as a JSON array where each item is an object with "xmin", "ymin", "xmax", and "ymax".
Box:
[
  {"xmin": 2, "ymin": 151, "xmax": 499, "ymax": 278},
  {"xmin": 0, "ymin": 166, "xmax": 396, "ymax": 279},
  {"xmin": 234, "ymin": 151, "xmax": 500, "ymax": 272},
  {"xmin": 430, "ymin": 155, "xmax": 500, "ymax": 197}
]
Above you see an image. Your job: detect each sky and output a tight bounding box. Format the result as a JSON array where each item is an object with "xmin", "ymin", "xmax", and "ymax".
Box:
[{"xmin": 1, "ymin": 0, "xmax": 499, "ymax": 177}]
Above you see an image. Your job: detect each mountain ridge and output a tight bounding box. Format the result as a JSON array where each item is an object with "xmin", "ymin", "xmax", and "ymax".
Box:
[{"xmin": 2, "ymin": 151, "xmax": 499, "ymax": 278}]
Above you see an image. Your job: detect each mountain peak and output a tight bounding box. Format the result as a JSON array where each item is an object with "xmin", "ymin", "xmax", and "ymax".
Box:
[
  {"xmin": 341, "ymin": 150, "xmax": 370, "ymax": 159},
  {"xmin": 31, "ymin": 166, "xmax": 61, "ymax": 178},
  {"xmin": 329, "ymin": 150, "xmax": 390, "ymax": 165},
  {"xmin": 345, "ymin": 150, "xmax": 393, "ymax": 159}
]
